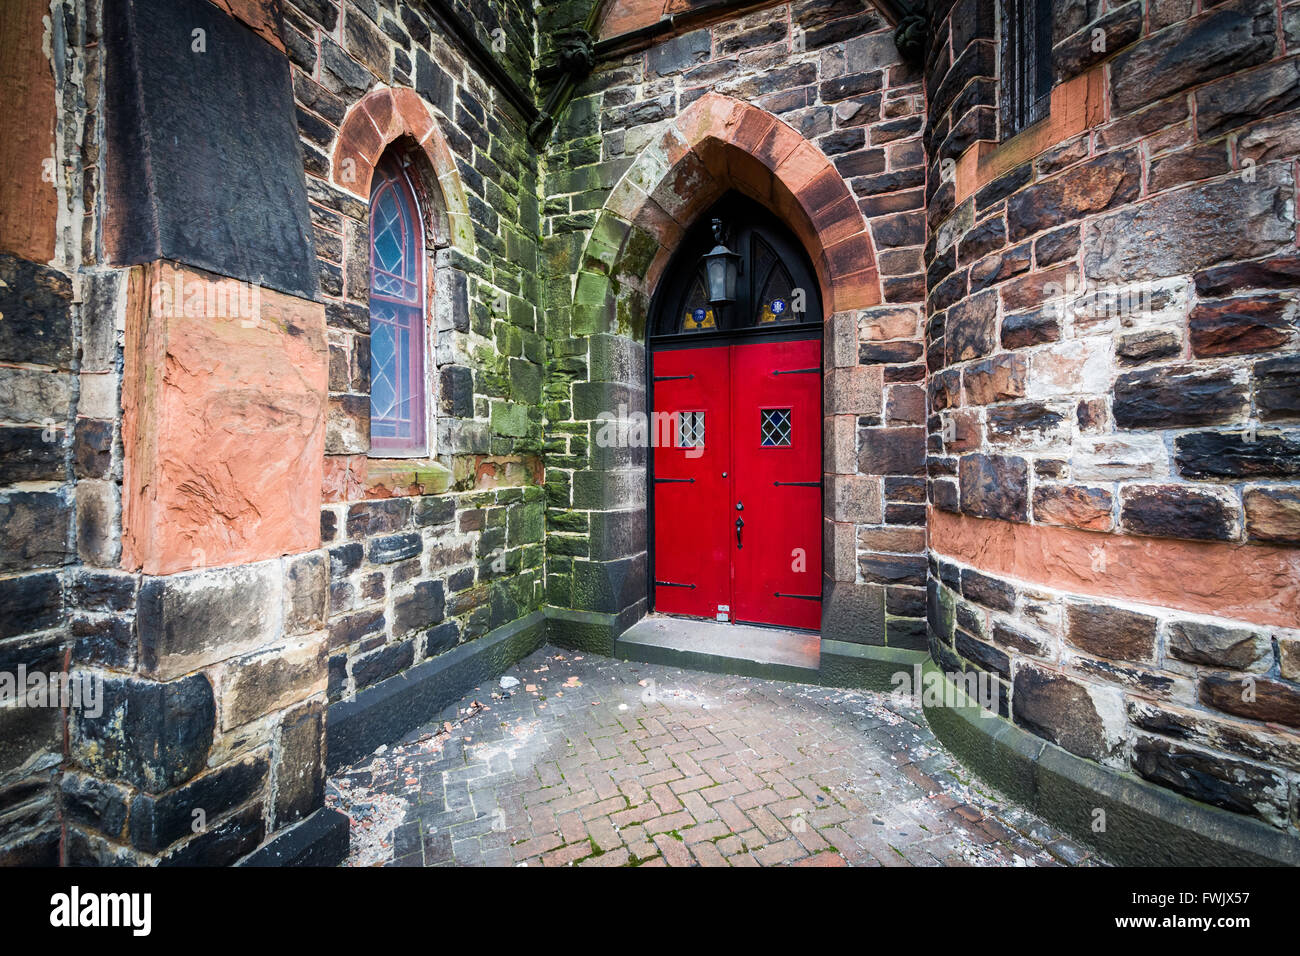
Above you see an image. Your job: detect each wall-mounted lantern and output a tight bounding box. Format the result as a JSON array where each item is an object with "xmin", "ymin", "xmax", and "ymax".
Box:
[{"xmin": 703, "ymin": 217, "xmax": 741, "ymax": 308}]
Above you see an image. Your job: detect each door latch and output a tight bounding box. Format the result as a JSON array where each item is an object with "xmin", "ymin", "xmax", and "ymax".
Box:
[{"xmin": 735, "ymin": 513, "xmax": 744, "ymax": 549}]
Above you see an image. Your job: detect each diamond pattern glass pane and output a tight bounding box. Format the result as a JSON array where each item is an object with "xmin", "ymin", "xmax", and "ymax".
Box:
[
  {"xmin": 677, "ymin": 411, "xmax": 705, "ymax": 448},
  {"xmin": 760, "ymin": 408, "xmax": 792, "ymax": 446}
]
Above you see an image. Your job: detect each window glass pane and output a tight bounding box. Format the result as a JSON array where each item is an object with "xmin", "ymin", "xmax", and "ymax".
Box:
[
  {"xmin": 756, "ymin": 263, "xmax": 797, "ymax": 324},
  {"xmin": 760, "ymin": 408, "xmax": 792, "ymax": 446},
  {"xmin": 680, "ymin": 273, "xmax": 716, "ymax": 332},
  {"xmin": 677, "ymin": 411, "xmax": 705, "ymax": 448},
  {"xmin": 369, "ymin": 158, "xmax": 425, "ymax": 452}
]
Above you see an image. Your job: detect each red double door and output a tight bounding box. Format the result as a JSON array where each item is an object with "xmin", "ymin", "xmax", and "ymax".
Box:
[{"xmin": 652, "ymin": 338, "xmax": 822, "ymax": 631}]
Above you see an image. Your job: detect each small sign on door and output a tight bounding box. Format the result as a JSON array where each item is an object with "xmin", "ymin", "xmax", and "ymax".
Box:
[{"xmin": 717, "ymin": 604, "xmax": 730, "ymax": 622}]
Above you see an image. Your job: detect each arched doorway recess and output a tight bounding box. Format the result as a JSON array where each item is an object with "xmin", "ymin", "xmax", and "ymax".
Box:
[{"xmin": 647, "ymin": 192, "xmax": 824, "ymax": 631}]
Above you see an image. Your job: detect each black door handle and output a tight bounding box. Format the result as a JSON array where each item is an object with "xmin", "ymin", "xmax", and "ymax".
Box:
[{"xmin": 735, "ymin": 515, "xmax": 744, "ymax": 548}]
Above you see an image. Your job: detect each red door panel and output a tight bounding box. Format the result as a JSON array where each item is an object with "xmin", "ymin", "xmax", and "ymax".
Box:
[
  {"xmin": 730, "ymin": 339, "xmax": 822, "ymax": 630},
  {"xmin": 651, "ymin": 346, "xmax": 731, "ymax": 619}
]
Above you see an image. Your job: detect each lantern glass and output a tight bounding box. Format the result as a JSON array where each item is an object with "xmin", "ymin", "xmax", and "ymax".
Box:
[{"xmin": 703, "ymin": 244, "xmax": 739, "ymax": 306}]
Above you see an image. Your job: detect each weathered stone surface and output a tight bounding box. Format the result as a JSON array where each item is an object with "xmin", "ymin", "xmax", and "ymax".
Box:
[
  {"xmin": 1168, "ymin": 620, "xmax": 1270, "ymax": 671},
  {"xmin": 1065, "ymin": 601, "xmax": 1157, "ymax": 663},
  {"xmin": 1006, "ymin": 150, "xmax": 1140, "ymax": 242},
  {"xmin": 0, "ymin": 254, "xmax": 73, "ymax": 367},
  {"xmin": 273, "ymin": 700, "xmax": 324, "ymax": 828},
  {"xmin": 960, "ymin": 567, "xmax": 1017, "ymax": 612},
  {"xmin": 1132, "ymin": 734, "xmax": 1287, "ymax": 822},
  {"xmin": 1000, "ymin": 308, "xmax": 1061, "ymax": 349},
  {"xmin": 218, "ymin": 636, "xmax": 327, "ymax": 730},
  {"xmin": 1189, "ymin": 295, "xmax": 1295, "ymax": 357},
  {"xmin": 1116, "ymin": 328, "xmax": 1181, "ymax": 365},
  {"xmin": 1083, "ymin": 169, "xmax": 1295, "ymax": 283},
  {"xmin": 1243, "ymin": 486, "xmax": 1300, "ymax": 544},
  {"xmin": 1194, "ymin": 254, "xmax": 1300, "ymax": 298},
  {"xmin": 138, "ymin": 562, "xmax": 284, "ymax": 680},
  {"xmin": 1032, "ymin": 484, "xmax": 1113, "ymax": 531},
  {"xmin": 1198, "ymin": 674, "xmax": 1300, "ymax": 728},
  {"xmin": 963, "ymin": 354, "xmax": 1026, "ymax": 405},
  {"xmin": 1012, "ymin": 664, "xmax": 1120, "ymax": 761},
  {"xmin": 858, "ymin": 426, "xmax": 925, "ymax": 476},
  {"xmin": 959, "ymin": 453, "xmax": 1029, "ymax": 521},
  {"xmin": 1108, "ymin": 0, "xmax": 1277, "ymax": 114},
  {"xmin": 1119, "ymin": 484, "xmax": 1240, "ymax": 541},
  {"xmin": 1255, "ymin": 355, "xmax": 1300, "ymax": 421},
  {"xmin": 129, "ymin": 755, "xmax": 268, "ymax": 852},
  {"xmin": 393, "ymin": 580, "xmax": 446, "ymax": 636},
  {"xmin": 945, "ymin": 290, "xmax": 998, "ymax": 362},
  {"xmin": 0, "ymin": 491, "xmax": 70, "ymax": 573},
  {"xmin": 1113, "ymin": 364, "xmax": 1248, "ymax": 428},
  {"xmin": 346, "ymin": 499, "xmax": 411, "ymax": 538},
  {"xmin": 284, "ymin": 551, "xmax": 327, "ymax": 635},
  {"xmin": 1194, "ymin": 56, "xmax": 1300, "ymax": 138},
  {"xmin": 70, "ymin": 673, "xmax": 216, "ymax": 794},
  {"xmin": 122, "ymin": 262, "xmax": 328, "ymax": 576},
  {"xmin": 1175, "ymin": 429, "xmax": 1300, "ymax": 479},
  {"xmin": 367, "ymin": 532, "xmax": 422, "ymax": 564}
]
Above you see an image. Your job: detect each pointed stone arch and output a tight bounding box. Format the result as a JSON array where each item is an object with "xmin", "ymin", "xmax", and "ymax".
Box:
[
  {"xmin": 572, "ymin": 92, "xmax": 883, "ymax": 340},
  {"xmin": 330, "ymin": 86, "xmax": 473, "ymax": 255}
]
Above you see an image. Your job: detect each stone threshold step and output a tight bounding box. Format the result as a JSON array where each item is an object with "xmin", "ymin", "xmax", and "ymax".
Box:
[{"xmin": 614, "ymin": 614, "xmax": 924, "ymax": 691}]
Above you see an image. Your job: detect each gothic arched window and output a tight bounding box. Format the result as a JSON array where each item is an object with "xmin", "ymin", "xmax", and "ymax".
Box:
[
  {"xmin": 649, "ymin": 193, "xmax": 822, "ymax": 340},
  {"xmin": 368, "ymin": 152, "xmax": 427, "ymax": 455}
]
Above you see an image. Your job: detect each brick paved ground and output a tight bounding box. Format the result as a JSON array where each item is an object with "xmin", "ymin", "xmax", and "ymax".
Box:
[{"xmin": 326, "ymin": 647, "xmax": 1105, "ymax": 867}]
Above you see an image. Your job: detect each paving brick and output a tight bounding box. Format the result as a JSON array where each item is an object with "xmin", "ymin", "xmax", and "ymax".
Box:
[{"xmin": 328, "ymin": 647, "xmax": 1099, "ymax": 867}]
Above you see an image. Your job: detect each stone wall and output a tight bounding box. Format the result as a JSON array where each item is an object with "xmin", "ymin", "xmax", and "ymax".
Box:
[
  {"xmin": 541, "ymin": 0, "xmax": 933, "ymax": 652},
  {"xmin": 1, "ymin": 0, "xmax": 551, "ymax": 866},
  {"xmin": 280, "ymin": 1, "xmax": 548, "ymax": 709},
  {"xmin": 923, "ymin": 0, "xmax": 1300, "ymax": 834}
]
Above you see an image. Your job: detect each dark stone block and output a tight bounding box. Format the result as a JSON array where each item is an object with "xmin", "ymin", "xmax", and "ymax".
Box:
[
  {"xmin": 822, "ymin": 579, "xmax": 886, "ymax": 645},
  {"xmin": 0, "ymin": 572, "xmax": 62, "ymax": 640},
  {"xmin": 1194, "ymin": 253, "xmax": 1300, "ymax": 297},
  {"xmin": 71, "ymin": 673, "xmax": 216, "ymax": 794},
  {"xmin": 1120, "ymin": 484, "xmax": 1238, "ymax": 540},
  {"xmin": 1168, "ymin": 620, "xmax": 1269, "ymax": 670},
  {"xmin": 0, "ymin": 426, "xmax": 65, "ymax": 484},
  {"xmin": 60, "ymin": 773, "xmax": 131, "ymax": 837},
  {"xmin": 69, "ymin": 569, "xmax": 136, "ymax": 613},
  {"xmin": 129, "ymin": 755, "xmax": 268, "ymax": 853},
  {"xmin": 70, "ymin": 613, "xmax": 136, "ymax": 670},
  {"xmin": 238, "ymin": 806, "xmax": 349, "ymax": 867},
  {"xmin": 1175, "ymin": 429, "xmax": 1300, "ymax": 479},
  {"xmin": 959, "ymin": 453, "xmax": 1028, "ymax": 521},
  {"xmin": 103, "ymin": 0, "xmax": 318, "ymax": 299},
  {"xmin": 367, "ymin": 532, "xmax": 422, "ymax": 564},
  {"xmin": 1199, "ymin": 674, "xmax": 1300, "ymax": 728},
  {"xmin": 955, "ymin": 630, "xmax": 1009, "ymax": 678},
  {"xmin": 352, "ymin": 640, "xmax": 415, "ymax": 691},
  {"xmin": 960, "ymin": 568, "xmax": 1016, "ymax": 612},
  {"xmin": 1113, "ymin": 364, "xmax": 1248, "ymax": 429},
  {"xmin": 1189, "ymin": 295, "xmax": 1294, "ymax": 357},
  {"xmin": 273, "ymin": 701, "xmax": 324, "ymax": 829},
  {"xmin": 1012, "ymin": 664, "xmax": 1111, "ymax": 761},
  {"xmin": 393, "ymin": 580, "xmax": 445, "ymax": 636},
  {"xmin": 0, "ymin": 491, "xmax": 70, "ymax": 574},
  {"xmin": 0, "ymin": 253, "xmax": 73, "ymax": 367},
  {"xmin": 1254, "ymin": 355, "xmax": 1300, "ymax": 421},
  {"xmin": 1065, "ymin": 601, "xmax": 1157, "ymax": 663},
  {"xmin": 439, "ymin": 365, "xmax": 474, "ymax": 417},
  {"xmin": 1108, "ymin": 0, "xmax": 1276, "ymax": 114},
  {"xmin": 1132, "ymin": 734, "xmax": 1285, "ymax": 819},
  {"xmin": 859, "ymin": 552, "xmax": 927, "ymax": 586},
  {"xmin": 424, "ymin": 621, "xmax": 459, "ymax": 658},
  {"xmin": 1006, "ymin": 149, "xmax": 1141, "ymax": 242},
  {"xmin": 158, "ymin": 801, "xmax": 264, "ymax": 867},
  {"xmin": 346, "ymin": 499, "xmax": 411, "ymax": 538}
]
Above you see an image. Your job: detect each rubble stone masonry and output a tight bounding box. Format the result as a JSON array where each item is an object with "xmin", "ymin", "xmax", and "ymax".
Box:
[{"xmin": 924, "ymin": 0, "xmax": 1300, "ymax": 833}]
